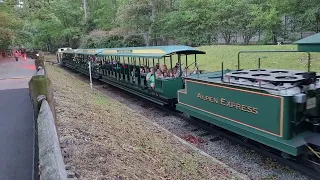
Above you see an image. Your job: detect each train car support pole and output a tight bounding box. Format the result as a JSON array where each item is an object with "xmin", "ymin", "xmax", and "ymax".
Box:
[
  {"xmin": 88, "ymin": 61, "xmax": 93, "ymax": 90},
  {"xmin": 307, "ymin": 52, "xmax": 311, "ymax": 72}
]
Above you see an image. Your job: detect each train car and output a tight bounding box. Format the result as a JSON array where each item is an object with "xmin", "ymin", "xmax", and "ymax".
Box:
[
  {"xmin": 176, "ymin": 50, "xmax": 320, "ymax": 161},
  {"xmin": 61, "ymin": 46, "xmax": 205, "ymax": 106},
  {"xmin": 56, "ymin": 47, "xmax": 72, "ymax": 64}
]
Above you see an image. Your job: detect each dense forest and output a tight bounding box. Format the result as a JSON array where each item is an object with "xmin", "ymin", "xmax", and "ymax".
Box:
[{"xmin": 1, "ymin": 0, "xmax": 320, "ymax": 52}]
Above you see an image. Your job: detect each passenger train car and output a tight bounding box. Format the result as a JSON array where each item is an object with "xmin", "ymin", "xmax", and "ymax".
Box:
[{"xmin": 59, "ymin": 45, "xmax": 320, "ymax": 175}]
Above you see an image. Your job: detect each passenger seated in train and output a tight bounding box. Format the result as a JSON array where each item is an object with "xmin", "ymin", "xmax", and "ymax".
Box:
[
  {"xmin": 140, "ymin": 66, "xmax": 146, "ymax": 75},
  {"xmin": 167, "ymin": 69, "xmax": 173, "ymax": 77},
  {"xmin": 155, "ymin": 63, "xmax": 160, "ymax": 70},
  {"xmin": 156, "ymin": 68, "xmax": 163, "ymax": 78},
  {"xmin": 160, "ymin": 64, "xmax": 168, "ymax": 73},
  {"xmin": 140, "ymin": 65, "xmax": 149, "ymax": 76},
  {"xmin": 182, "ymin": 67, "xmax": 189, "ymax": 77}
]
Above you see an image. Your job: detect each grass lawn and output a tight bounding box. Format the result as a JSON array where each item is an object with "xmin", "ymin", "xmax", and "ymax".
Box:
[{"xmin": 187, "ymin": 45, "xmax": 320, "ymax": 72}]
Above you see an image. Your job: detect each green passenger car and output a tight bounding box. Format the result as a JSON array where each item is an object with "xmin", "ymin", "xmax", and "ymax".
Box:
[{"xmin": 61, "ymin": 46, "xmax": 205, "ymax": 106}]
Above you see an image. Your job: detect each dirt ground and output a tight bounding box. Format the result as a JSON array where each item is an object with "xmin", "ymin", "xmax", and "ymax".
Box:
[
  {"xmin": 46, "ymin": 63, "xmax": 246, "ymax": 180},
  {"xmin": 45, "ymin": 54, "xmax": 56, "ymax": 62}
]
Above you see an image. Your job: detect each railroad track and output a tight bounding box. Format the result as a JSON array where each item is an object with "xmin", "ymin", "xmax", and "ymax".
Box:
[{"xmin": 59, "ymin": 65, "xmax": 319, "ymax": 180}]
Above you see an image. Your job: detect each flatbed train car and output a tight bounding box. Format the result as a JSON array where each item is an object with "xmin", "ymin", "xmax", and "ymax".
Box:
[{"xmin": 59, "ymin": 45, "xmax": 320, "ymax": 176}]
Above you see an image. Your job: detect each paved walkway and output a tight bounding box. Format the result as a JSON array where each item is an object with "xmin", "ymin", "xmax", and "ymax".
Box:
[{"xmin": 0, "ymin": 57, "xmax": 35, "ymax": 180}]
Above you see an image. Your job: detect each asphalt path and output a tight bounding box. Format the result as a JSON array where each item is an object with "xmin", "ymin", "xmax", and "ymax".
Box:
[{"xmin": 0, "ymin": 57, "xmax": 35, "ymax": 180}]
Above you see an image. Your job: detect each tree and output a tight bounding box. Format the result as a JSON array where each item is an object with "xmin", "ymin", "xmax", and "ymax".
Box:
[
  {"xmin": 155, "ymin": 0, "xmax": 215, "ymax": 46},
  {"xmin": 236, "ymin": 1, "xmax": 261, "ymax": 44},
  {"xmin": 277, "ymin": 0, "xmax": 320, "ymax": 33},
  {"xmin": 211, "ymin": 0, "xmax": 243, "ymax": 44},
  {"xmin": 0, "ymin": 1, "xmax": 23, "ymax": 49}
]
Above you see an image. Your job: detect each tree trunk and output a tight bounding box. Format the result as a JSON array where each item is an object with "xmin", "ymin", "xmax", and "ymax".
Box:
[
  {"xmin": 113, "ymin": 0, "xmax": 117, "ymax": 23},
  {"xmin": 147, "ymin": 0, "xmax": 156, "ymax": 46},
  {"xmin": 222, "ymin": 32, "xmax": 231, "ymax": 44},
  {"xmin": 273, "ymin": 32, "xmax": 277, "ymax": 44},
  {"xmin": 47, "ymin": 36, "xmax": 51, "ymax": 52},
  {"xmin": 83, "ymin": 0, "xmax": 88, "ymax": 21},
  {"xmin": 243, "ymin": 35, "xmax": 249, "ymax": 45}
]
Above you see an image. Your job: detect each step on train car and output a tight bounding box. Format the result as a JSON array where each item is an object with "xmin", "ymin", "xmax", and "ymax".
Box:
[{"xmin": 59, "ymin": 45, "xmax": 320, "ymax": 174}]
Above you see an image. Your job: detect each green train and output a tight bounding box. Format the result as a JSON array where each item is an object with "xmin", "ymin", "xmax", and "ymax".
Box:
[{"xmin": 58, "ymin": 44, "xmax": 320, "ymax": 174}]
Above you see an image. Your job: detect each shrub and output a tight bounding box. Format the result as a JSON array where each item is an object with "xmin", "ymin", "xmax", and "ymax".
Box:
[
  {"xmin": 123, "ymin": 34, "xmax": 146, "ymax": 47},
  {"xmin": 79, "ymin": 29, "xmax": 146, "ymax": 48}
]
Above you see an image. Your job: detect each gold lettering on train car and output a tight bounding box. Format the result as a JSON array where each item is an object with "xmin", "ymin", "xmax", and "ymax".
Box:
[
  {"xmin": 197, "ymin": 93, "xmax": 219, "ymax": 104},
  {"xmin": 220, "ymin": 98, "xmax": 258, "ymax": 115},
  {"xmin": 198, "ymin": 95, "xmax": 258, "ymax": 115}
]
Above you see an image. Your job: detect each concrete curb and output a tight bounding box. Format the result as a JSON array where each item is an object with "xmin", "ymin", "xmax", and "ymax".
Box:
[{"xmin": 37, "ymin": 99, "xmax": 67, "ymax": 180}]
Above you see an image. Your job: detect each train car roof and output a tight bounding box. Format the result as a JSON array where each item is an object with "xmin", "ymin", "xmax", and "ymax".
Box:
[
  {"xmin": 62, "ymin": 49, "xmax": 101, "ymax": 55},
  {"xmin": 96, "ymin": 45, "xmax": 206, "ymax": 58},
  {"xmin": 74, "ymin": 49, "xmax": 103, "ymax": 55},
  {"xmin": 62, "ymin": 49, "xmax": 77, "ymax": 54}
]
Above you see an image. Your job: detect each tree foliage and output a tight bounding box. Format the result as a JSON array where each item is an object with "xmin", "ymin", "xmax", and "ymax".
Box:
[{"xmin": 2, "ymin": 0, "xmax": 320, "ymax": 50}]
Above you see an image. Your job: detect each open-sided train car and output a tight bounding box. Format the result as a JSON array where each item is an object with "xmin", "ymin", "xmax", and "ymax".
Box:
[{"xmin": 60, "ymin": 46, "xmax": 205, "ymax": 106}]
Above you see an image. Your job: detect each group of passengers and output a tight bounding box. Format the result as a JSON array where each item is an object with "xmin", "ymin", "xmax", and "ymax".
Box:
[
  {"xmin": 80, "ymin": 56, "xmax": 201, "ymax": 90},
  {"xmin": 140, "ymin": 63, "xmax": 181, "ymax": 78},
  {"xmin": 141, "ymin": 63, "xmax": 199, "ymax": 78},
  {"xmin": 141, "ymin": 62, "xmax": 199, "ymax": 90}
]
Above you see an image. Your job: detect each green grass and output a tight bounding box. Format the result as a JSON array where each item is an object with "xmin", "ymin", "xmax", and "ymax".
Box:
[
  {"xmin": 168, "ymin": 45, "xmax": 320, "ymax": 72},
  {"xmin": 93, "ymin": 92, "xmax": 110, "ymax": 105}
]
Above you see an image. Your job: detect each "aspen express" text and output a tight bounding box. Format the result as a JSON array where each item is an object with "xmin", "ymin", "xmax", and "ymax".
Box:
[{"xmin": 196, "ymin": 93, "xmax": 258, "ymax": 115}]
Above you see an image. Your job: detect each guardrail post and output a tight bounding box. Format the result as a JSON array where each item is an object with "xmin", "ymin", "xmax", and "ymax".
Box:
[
  {"xmin": 28, "ymin": 74, "xmax": 53, "ymax": 116},
  {"xmin": 37, "ymin": 98, "xmax": 67, "ymax": 180},
  {"xmin": 35, "ymin": 52, "xmax": 45, "ymax": 71}
]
